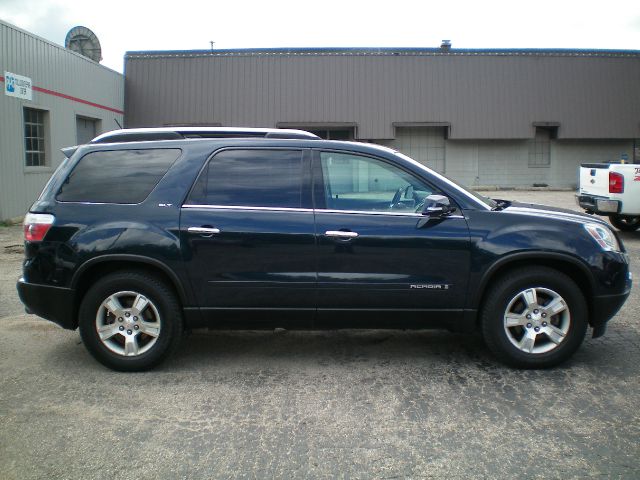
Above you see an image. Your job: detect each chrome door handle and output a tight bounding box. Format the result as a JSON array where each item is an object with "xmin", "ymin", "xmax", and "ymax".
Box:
[
  {"xmin": 187, "ymin": 227, "xmax": 220, "ymax": 235},
  {"xmin": 325, "ymin": 230, "xmax": 359, "ymax": 239}
]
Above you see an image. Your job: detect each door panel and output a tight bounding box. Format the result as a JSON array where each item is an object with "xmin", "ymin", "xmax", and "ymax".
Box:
[
  {"xmin": 315, "ymin": 211, "xmax": 470, "ymax": 310},
  {"xmin": 314, "ymin": 150, "xmax": 471, "ymax": 317},
  {"xmin": 181, "ymin": 206, "xmax": 316, "ymax": 309},
  {"xmin": 180, "ymin": 148, "xmax": 316, "ymax": 317}
]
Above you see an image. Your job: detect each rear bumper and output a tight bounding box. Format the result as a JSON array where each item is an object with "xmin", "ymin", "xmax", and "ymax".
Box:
[
  {"xmin": 16, "ymin": 278, "xmax": 76, "ymax": 330},
  {"xmin": 576, "ymin": 194, "xmax": 620, "ymax": 215}
]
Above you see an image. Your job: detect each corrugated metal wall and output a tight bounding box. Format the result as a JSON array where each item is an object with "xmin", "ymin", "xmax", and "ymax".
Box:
[
  {"xmin": 0, "ymin": 20, "xmax": 124, "ymax": 219},
  {"xmin": 378, "ymin": 127, "xmax": 447, "ymax": 173},
  {"xmin": 124, "ymin": 49, "xmax": 640, "ymax": 140}
]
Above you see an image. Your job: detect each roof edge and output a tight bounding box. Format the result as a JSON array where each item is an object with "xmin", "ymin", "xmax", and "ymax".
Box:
[
  {"xmin": 125, "ymin": 46, "xmax": 640, "ymax": 59},
  {"xmin": 0, "ymin": 18, "xmax": 123, "ymax": 76}
]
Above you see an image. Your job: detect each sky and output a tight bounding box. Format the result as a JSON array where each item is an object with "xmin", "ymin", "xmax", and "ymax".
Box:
[{"xmin": 1, "ymin": 0, "xmax": 640, "ymax": 73}]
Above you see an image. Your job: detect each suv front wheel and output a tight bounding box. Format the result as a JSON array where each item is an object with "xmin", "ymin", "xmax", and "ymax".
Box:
[
  {"xmin": 481, "ymin": 267, "xmax": 588, "ymax": 368},
  {"xmin": 78, "ymin": 271, "xmax": 183, "ymax": 371}
]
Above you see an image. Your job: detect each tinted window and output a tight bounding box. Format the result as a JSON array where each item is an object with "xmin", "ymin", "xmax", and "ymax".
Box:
[
  {"xmin": 57, "ymin": 149, "xmax": 180, "ymax": 204},
  {"xmin": 320, "ymin": 152, "xmax": 435, "ymax": 212},
  {"xmin": 187, "ymin": 149, "xmax": 303, "ymax": 208}
]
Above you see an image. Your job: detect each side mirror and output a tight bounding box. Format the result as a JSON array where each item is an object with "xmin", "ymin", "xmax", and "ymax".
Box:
[{"xmin": 422, "ymin": 194, "xmax": 454, "ymax": 218}]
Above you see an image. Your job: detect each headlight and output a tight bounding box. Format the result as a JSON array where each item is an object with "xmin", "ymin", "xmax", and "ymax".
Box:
[{"xmin": 584, "ymin": 223, "xmax": 620, "ymax": 252}]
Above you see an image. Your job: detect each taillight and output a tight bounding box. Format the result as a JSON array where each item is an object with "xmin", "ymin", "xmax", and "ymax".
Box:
[
  {"xmin": 609, "ymin": 172, "xmax": 624, "ymax": 194},
  {"xmin": 23, "ymin": 213, "xmax": 55, "ymax": 242}
]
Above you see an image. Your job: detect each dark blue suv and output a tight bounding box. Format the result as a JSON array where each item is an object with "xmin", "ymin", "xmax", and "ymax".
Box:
[{"xmin": 17, "ymin": 127, "xmax": 632, "ymax": 371}]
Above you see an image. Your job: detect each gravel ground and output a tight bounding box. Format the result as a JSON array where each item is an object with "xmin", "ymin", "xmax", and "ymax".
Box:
[
  {"xmin": 1, "ymin": 191, "xmax": 639, "ymax": 479},
  {"xmin": 0, "ymin": 225, "xmax": 24, "ymax": 320}
]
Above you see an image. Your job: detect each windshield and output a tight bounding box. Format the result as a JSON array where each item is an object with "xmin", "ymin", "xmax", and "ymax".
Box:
[{"xmin": 394, "ymin": 152, "xmax": 497, "ymax": 209}]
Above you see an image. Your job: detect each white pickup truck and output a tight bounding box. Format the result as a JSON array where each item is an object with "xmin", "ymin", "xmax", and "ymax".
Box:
[{"xmin": 576, "ymin": 163, "xmax": 640, "ymax": 231}]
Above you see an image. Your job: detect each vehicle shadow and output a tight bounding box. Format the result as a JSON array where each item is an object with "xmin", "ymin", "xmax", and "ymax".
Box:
[
  {"xmin": 48, "ymin": 324, "xmax": 640, "ymax": 380},
  {"xmin": 170, "ymin": 328, "xmax": 491, "ymax": 368}
]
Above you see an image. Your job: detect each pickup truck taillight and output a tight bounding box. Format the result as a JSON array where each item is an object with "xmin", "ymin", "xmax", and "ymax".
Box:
[
  {"xmin": 23, "ymin": 213, "xmax": 55, "ymax": 242},
  {"xmin": 609, "ymin": 172, "xmax": 624, "ymax": 194}
]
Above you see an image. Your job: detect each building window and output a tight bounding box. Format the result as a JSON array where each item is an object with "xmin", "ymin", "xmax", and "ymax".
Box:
[
  {"xmin": 528, "ymin": 128, "xmax": 552, "ymax": 167},
  {"xmin": 24, "ymin": 108, "xmax": 48, "ymax": 167}
]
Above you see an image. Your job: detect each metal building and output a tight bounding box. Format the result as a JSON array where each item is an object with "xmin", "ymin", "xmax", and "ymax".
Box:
[
  {"xmin": 0, "ymin": 20, "xmax": 123, "ymax": 221},
  {"xmin": 125, "ymin": 47, "xmax": 640, "ymax": 188}
]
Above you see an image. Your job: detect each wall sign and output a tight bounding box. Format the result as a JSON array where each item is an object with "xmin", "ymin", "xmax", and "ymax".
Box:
[{"xmin": 4, "ymin": 71, "xmax": 32, "ymax": 100}]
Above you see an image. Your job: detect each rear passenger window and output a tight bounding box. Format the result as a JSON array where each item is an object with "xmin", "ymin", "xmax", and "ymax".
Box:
[
  {"xmin": 187, "ymin": 149, "xmax": 304, "ymax": 208},
  {"xmin": 56, "ymin": 149, "xmax": 180, "ymax": 204}
]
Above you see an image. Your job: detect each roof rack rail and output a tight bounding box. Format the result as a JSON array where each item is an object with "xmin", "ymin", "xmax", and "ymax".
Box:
[{"xmin": 90, "ymin": 127, "xmax": 320, "ymax": 143}]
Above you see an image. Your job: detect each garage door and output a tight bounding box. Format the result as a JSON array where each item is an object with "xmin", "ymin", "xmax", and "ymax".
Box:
[{"xmin": 76, "ymin": 116, "xmax": 98, "ymax": 145}]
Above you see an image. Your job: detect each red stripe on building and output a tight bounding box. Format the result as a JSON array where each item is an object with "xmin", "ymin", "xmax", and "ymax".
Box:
[{"xmin": 0, "ymin": 75, "xmax": 124, "ymax": 115}]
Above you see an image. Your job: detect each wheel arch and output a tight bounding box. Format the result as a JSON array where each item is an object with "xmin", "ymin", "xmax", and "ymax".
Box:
[
  {"xmin": 71, "ymin": 255, "xmax": 189, "ymax": 328},
  {"xmin": 473, "ymin": 252, "xmax": 596, "ymax": 326}
]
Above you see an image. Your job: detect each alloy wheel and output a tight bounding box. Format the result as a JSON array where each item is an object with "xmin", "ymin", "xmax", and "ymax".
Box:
[
  {"xmin": 94, "ymin": 290, "xmax": 161, "ymax": 357},
  {"xmin": 503, "ymin": 287, "xmax": 571, "ymax": 355}
]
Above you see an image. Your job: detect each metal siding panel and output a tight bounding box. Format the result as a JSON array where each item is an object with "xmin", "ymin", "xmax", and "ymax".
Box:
[
  {"xmin": 197, "ymin": 56, "xmax": 207, "ymax": 123},
  {"xmin": 154, "ymin": 58, "xmax": 167, "ymax": 125},
  {"xmin": 185, "ymin": 58, "xmax": 197, "ymax": 123},
  {"xmin": 123, "ymin": 51, "xmax": 640, "ymax": 140},
  {"xmin": 1, "ymin": 20, "xmax": 123, "ymax": 219},
  {"xmin": 198, "ymin": 57, "xmax": 208, "ymax": 124},
  {"xmin": 182, "ymin": 58, "xmax": 193, "ymax": 123},
  {"xmin": 215, "ymin": 57, "xmax": 225, "ymax": 122},
  {"xmin": 243, "ymin": 56, "xmax": 251, "ymax": 124},
  {"xmin": 148, "ymin": 59, "xmax": 163, "ymax": 125},
  {"xmin": 162, "ymin": 59, "xmax": 174, "ymax": 125},
  {"xmin": 174, "ymin": 58, "xmax": 185, "ymax": 123},
  {"xmin": 213, "ymin": 56, "xmax": 222, "ymax": 122},
  {"xmin": 165, "ymin": 59, "xmax": 177, "ymax": 125},
  {"xmin": 267, "ymin": 55, "xmax": 276, "ymax": 125},
  {"xmin": 217, "ymin": 57, "xmax": 228, "ymax": 124},
  {"xmin": 253, "ymin": 56, "xmax": 262, "ymax": 125}
]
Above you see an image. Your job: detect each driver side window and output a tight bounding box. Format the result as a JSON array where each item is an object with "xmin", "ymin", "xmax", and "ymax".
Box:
[{"xmin": 319, "ymin": 152, "xmax": 434, "ymax": 212}]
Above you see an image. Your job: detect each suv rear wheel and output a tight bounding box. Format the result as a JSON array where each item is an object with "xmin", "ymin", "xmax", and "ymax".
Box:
[
  {"xmin": 78, "ymin": 271, "xmax": 182, "ymax": 371},
  {"xmin": 481, "ymin": 267, "xmax": 587, "ymax": 368}
]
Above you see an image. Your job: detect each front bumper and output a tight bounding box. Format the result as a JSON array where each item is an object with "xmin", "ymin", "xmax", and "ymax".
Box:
[
  {"xmin": 16, "ymin": 278, "xmax": 76, "ymax": 330},
  {"xmin": 576, "ymin": 194, "xmax": 620, "ymax": 215},
  {"xmin": 590, "ymin": 274, "xmax": 633, "ymax": 338}
]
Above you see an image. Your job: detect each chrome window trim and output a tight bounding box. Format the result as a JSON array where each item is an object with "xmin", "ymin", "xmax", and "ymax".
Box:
[
  {"xmin": 182, "ymin": 204, "xmax": 465, "ymax": 219},
  {"xmin": 183, "ymin": 204, "xmax": 313, "ymax": 213},
  {"xmin": 321, "ymin": 209, "xmax": 421, "ymax": 217},
  {"xmin": 56, "ymin": 200, "xmax": 141, "ymax": 206},
  {"xmin": 319, "ymin": 209, "xmax": 465, "ymax": 219}
]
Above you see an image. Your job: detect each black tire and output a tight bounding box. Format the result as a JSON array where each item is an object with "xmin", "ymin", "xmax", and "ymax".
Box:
[
  {"xmin": 78, "ymin": 271, "xmax": 182, "ymax": 371},
  {"xmin": 481, "ymin": 267, "xmax": 587, "ymax": 368},
  {"xmin": 609, "ymin": 215, "xmax": 640, "ymax": 232}
]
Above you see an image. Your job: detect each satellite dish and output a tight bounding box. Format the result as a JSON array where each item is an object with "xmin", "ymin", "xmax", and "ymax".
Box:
[{"xmin": 65, "ymin": 26, "xmax": 102, "ymax": 62}]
